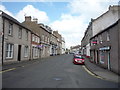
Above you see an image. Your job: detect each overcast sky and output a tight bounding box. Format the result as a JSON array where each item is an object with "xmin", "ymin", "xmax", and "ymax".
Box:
[{"xmin": 0, "ymin": 0, "xmax": 119, "ymax": 48}]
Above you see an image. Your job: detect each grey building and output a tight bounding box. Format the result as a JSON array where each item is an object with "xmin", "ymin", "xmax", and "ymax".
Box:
[
  {"xmin": 90, "ymin": 19, "xmax": 120, "ymax": 74},
  {"xmin": 1, "ymin": 11, "xmax": 32, "ymax": 64},
  {"xmin": 31, "ymin": 32, "xmax": 41, "ymax": 60},
  {"xmin": 22, "ymin": 17, "xmax": 52, "ymax": 58},
  {"xmin": 53, "ymin": 31, "xmax": 62, "ymax": 55},
  {"xmin": 81, "ymin": 19, "xmax": 93, "ymax": 57},
  {"xmin": 50, "ymin": 32, "xmax": 57, "ymax": 56}
]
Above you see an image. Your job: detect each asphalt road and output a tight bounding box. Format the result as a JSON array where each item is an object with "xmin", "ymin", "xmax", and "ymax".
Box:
[{"xmin": 2, "ymin": 54, "xmax": 118, "ymax": 88}]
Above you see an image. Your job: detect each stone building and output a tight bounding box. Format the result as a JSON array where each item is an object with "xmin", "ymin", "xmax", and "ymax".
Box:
[
  {"xmin": 81, "ymin": 19, "xmax": 93, "ymax": 57},
  {"xmin": 81, "ymin": 5, "xmax": 120, "ymax": 74},
  {"xmin": 92, "ymin": 5, "xmax": 119, "ymax": 36},
  {"xmin": 31, "ymin": 32, "xmax": 41, "ymax": 60},
  {"xmin": 53, "ymin": 31, "xmax": 62, "ymax": 55},
  {"xmin": 1, "ymin": 11, "xmax": 32, "ymax": 64},
  {"xmin": 90, "ymin": 19, "xmax": 119, "ymax": 74},
  {"xmin": 22, "ymin": 17, "xmax": 52, "ymax": 58},
  {"xmin": 50, "ymin": 32, "xmax": 57, "ymax": 56}
]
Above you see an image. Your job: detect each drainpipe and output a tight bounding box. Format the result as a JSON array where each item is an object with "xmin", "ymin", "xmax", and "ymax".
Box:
[{"xmin": 2, "ymin": 17, "xmax": 4, "ymax": 65}]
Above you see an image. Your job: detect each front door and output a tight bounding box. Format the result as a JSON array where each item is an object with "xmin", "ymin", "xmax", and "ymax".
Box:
[{"xmin": 18, "ymin": 45, "xmax": 21, "ymax": 61}]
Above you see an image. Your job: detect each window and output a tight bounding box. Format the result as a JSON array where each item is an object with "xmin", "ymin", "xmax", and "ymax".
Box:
[
  {"xmin": 6, "ymin": 43, "xmax": 13, "ymax": 58},
  {"xmin": 18, "ymin": 27, "xmax": 22, "ymax": 39},
  {"xmin": 100, "ymin": 35, "xmax": 103, "ymax": 43},
  {"xmin": 45, "ymin": 36, "xmax": 47, "ymax": 42},
  {"xmin": 24, "ymin": 46, "xmax": 28, "ymax": 57},
  {"xmin": 99, "ymin": 51, "xmax": 105, "ymax": 64},
  {"xmin": 38, "ymin": 38, "xmax": 40, "ymax": 43},
  {"xmin": 42, "ymin": 35, "xmax": 44, "ymax": 42},
  {"xmin": 32, "ymin": 35, "xmax": 35, "ymax": 41},
  {"xmin": 107, "ymin": 31, "xmax": 110, "ymax": 41},
  {"xmin": 8, "ymin": 23, "xmax": 13, "ymax": 36},
  {"xmin": 26, "ymin": 31, "xmax": 28, "ymax": 41},
  {"xmin": 35, "ymin": 47, "xmax": 38, "ymax": 56},
  {"xmin": 48, "ymin": 38, "xmax": 49, "ymax": 43},
  {"xmin": 36, "ymin": 37, "xmax": 37, "ymax": 42}
]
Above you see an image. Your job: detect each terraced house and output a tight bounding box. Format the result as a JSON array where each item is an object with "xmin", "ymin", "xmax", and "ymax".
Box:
[
  {"xmin": 0, "ymin": 11, "xmax": 32, "ymax": 64},
  {"xmin": 22, "ymin": 17, "xmax": 52, "ymax": 58},
  {"xmin": 81, "ymin": 5, "xmax": 120, "ymax": 74},
  {"xmin": 53, "ymin": 31, "xmax": 62, "ymax": 55},
  {"xmin": 0, "ymin": 11, "xmax": 65, "ymax": 64},
  {"xmin": 50, "ymin": 32, "xmax": 57, "ymax": 56}
]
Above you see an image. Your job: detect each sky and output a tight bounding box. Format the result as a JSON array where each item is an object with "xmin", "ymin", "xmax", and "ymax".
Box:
[{"xmin": 0, "ymin": 0, "xmax": 119, "ymax": 48}]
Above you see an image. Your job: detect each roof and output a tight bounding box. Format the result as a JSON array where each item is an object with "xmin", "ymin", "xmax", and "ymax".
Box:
[
  {"xmin": 71, "ymin": 45, "xmax": 81, "ymax": 49},
  {"xmin": 90, "ymin": 19, "xmax": 119, "ymax": 40},
  {"xmin": 1, "ymin": 10, "xmax": 40, "ymax": 37}
]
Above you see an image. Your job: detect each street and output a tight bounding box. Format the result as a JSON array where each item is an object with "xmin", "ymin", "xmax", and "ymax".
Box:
[{"xmin": 2, "ymin": 54, "xmax": 118, "ymax": 88}]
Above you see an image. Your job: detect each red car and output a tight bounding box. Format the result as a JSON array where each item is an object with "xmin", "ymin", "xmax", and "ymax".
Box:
[{"xmin": 73, "ymin": 55, "xmax": 85, "ymax": 64}]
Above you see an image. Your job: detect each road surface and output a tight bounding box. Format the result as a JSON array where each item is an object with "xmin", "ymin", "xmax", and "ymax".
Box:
[{"xmin": 2, "ymin": 54, "xmax": 118, "ymax": 88}]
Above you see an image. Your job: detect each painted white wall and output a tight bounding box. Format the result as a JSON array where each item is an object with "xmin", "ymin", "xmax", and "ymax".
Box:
[
  {"xmin": 86, "ymin": 43, "xmax": 90, "ymax": 56},
  {"xmin": 93, "ymin": 6, "xmax": 119, "ymax": 36}
]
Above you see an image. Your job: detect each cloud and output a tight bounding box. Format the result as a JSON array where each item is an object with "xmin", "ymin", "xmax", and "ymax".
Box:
[
  {"xmin": 50, "ymin": 0, "xmax": 119, "ymax": 48},
  {"xmin": 68, "ymin": 0, "xmax": 118, "ymax": 20},
  {"xmin": 15, "ymin": 5, "xmax": 49, "ymax": 23},
  {"xmin": 0, "ymin": 4, "xmax": 15, "ymax": 18},
  {"xmin": 50, "ymin": 14, "xmax": 88, "ymax": 48},
  {"xmin": 0, "ymin": 4, "xmax": 49, "ymax": 24}
]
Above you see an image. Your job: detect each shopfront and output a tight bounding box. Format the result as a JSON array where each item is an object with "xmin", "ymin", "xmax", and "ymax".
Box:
[{"xmin": 99, "ymin": 46, "xmax": 111, "ymax": 70}]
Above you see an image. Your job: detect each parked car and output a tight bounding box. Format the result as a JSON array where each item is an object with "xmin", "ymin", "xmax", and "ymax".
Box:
[{"xmin": 73, "ymin": 55, "xmax": 85, "ymax": 65}]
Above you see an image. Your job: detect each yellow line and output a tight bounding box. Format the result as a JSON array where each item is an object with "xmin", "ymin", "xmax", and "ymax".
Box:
[
  {"xmin": 82, "ymin": 65, "xmax": 104, "ymax": 80},
  {"xmin": 0, "ymin": 68, "xmax": 16, "ymax": 73}
]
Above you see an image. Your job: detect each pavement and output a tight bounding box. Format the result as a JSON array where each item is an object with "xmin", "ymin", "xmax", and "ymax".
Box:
[{"xmin": 84, "ymin": 57, "xmax": 120, "ymax": 83}]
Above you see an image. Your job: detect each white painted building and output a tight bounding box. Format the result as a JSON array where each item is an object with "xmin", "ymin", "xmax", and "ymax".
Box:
[
  {"xmin": 86, "ymin": 43, "xmax": 90, "ymax": 57},
  {"xmin": 92, "ymin": 5, "xmax": 119, "ymax": 36}
]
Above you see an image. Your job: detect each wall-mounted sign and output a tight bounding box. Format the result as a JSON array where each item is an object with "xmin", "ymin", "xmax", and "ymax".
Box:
[
  {"xmin": 99, "ymin": 46, "xmax": 110, "ymax": 51},
  {"xmin": 92, "ymin": 40, "xmax": 97, "ymax": 44}
]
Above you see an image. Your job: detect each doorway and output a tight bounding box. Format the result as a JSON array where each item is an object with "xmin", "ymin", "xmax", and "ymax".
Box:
[
  {"xmin": 107, "ymin": 51, "xmax": 111, "ymax": 70},
  {"xmin": 18, "ymin": 45, "xmax": 21, "ymax": 61}
]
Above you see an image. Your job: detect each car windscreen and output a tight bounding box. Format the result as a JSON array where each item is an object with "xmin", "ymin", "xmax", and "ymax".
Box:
[{"xmin": 74, "ymin": 56, "xmax": 84, "ymax": 59}]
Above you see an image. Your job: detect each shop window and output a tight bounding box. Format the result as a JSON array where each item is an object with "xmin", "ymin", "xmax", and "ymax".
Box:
[{"xmin": 100, "ymin": 51, "xmax": 105, "ymax": 64}]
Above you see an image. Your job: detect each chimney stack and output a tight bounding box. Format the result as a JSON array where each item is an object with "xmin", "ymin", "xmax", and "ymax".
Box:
[
  {"xmin": 33, "ymin": 18, "xmax": 38, "ymax": 24},
  {"xmin": 25, "ymin": 16, "xmax": 31, "ymax": 22}
]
